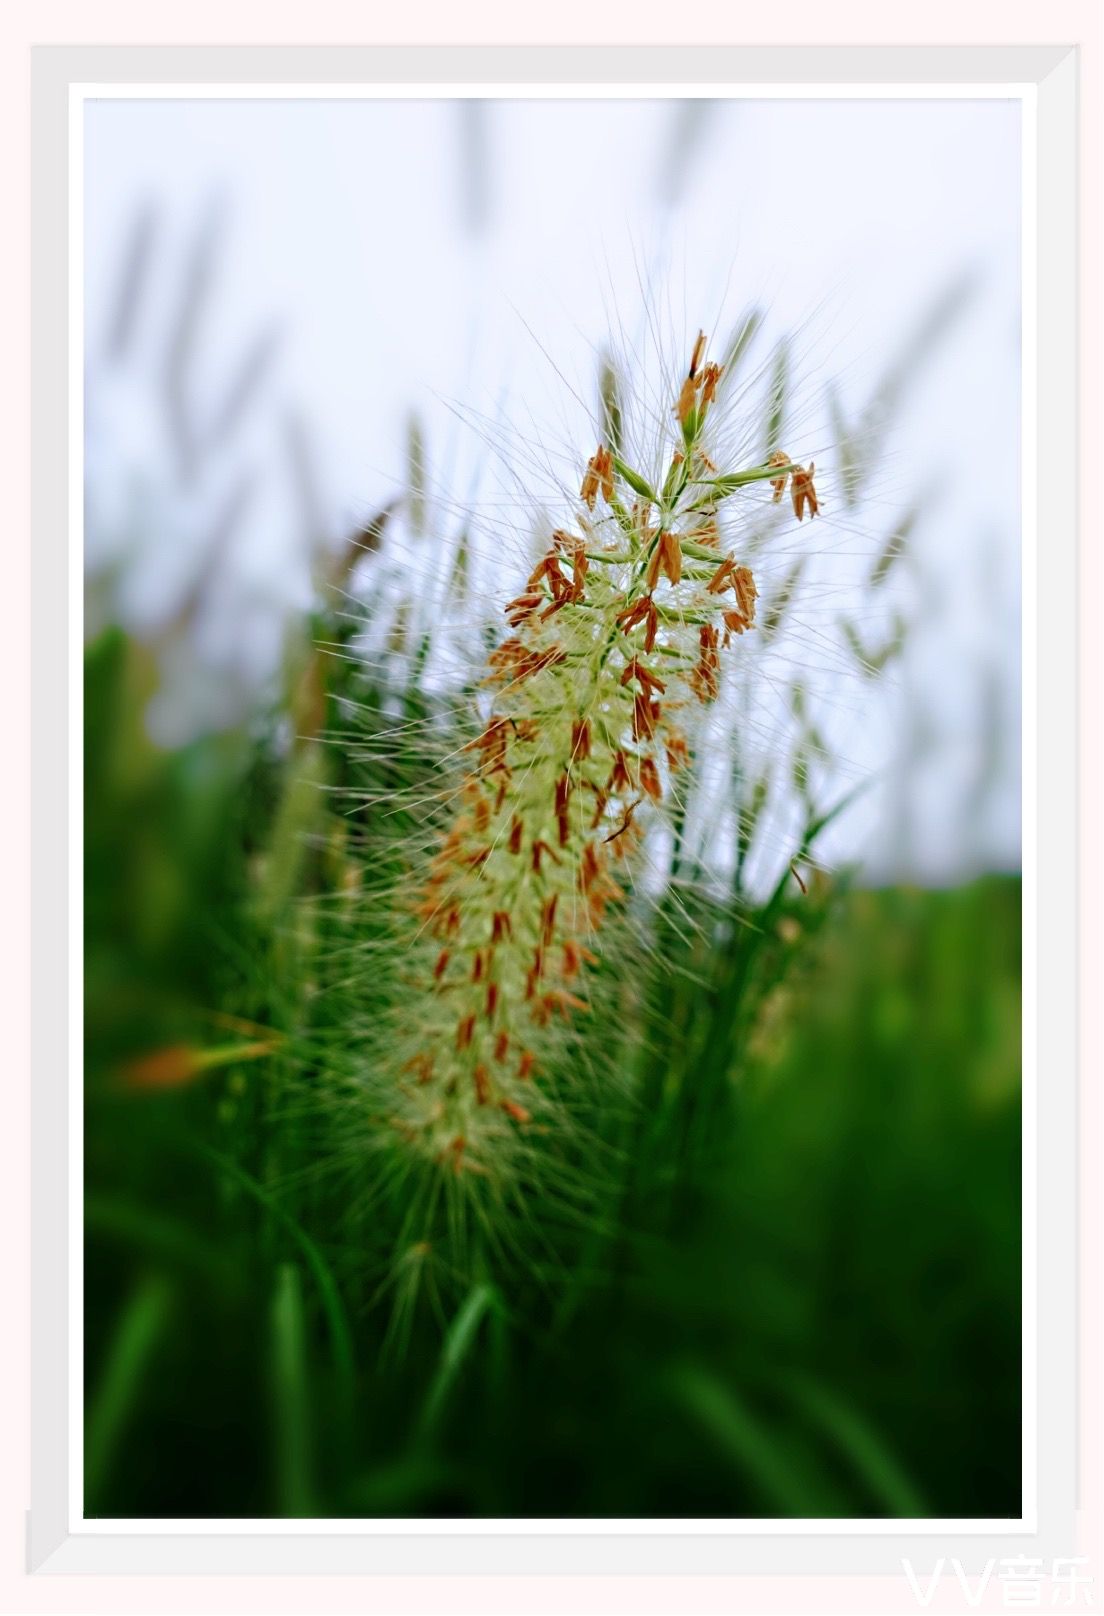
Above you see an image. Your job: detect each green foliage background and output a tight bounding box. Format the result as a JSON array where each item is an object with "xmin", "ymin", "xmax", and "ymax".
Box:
[{"xmin": 84, "ymin": 601, "xmax": 1021, "ymax": 1520}]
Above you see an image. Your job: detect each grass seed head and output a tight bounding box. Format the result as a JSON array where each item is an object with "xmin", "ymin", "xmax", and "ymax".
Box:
[{"xmin": 381, "ymin": 331, "xmax": 820, "ymax": 1180}]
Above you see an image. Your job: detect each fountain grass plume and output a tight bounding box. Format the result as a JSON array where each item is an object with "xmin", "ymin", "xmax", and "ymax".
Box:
[{"xmin": 375, "ymin": 330, "xmax": 820, "ymax": 1180}]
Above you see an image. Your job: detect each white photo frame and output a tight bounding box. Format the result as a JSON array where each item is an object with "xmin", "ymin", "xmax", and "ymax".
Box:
[{"xmin": 25, "ymin": 37, "xmax": 1093, "ymax": 1603}]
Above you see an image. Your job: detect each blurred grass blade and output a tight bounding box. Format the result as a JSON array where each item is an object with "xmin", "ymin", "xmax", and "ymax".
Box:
[
  {"xmin": 763, "ymin": 339, "xmax": 789, "ymax": 457},
  {"xmin": 418, "ymin": 1283, "xmax": 494, "ymax": 1439},
  {"xmin": 271, "ymin": 1263, "xmax": 314, "ymax": 1516},
  {"xmin": 761, "ymin": 559, "xmax": 805, "ymax": 642},
  {"xmin": 85, "ymin": 1195, "xmax": 234, "ymax": 1286},
  {"xmin": 784, "ymin": 1373, "xmax": 929, "ymax": 1517},
  {"xmin": 722, "ymin": 308, "xmax": 764, "ymax": 385},
  {"xmin": 869, "ymin": 509, "xmax": 918, "ymax": 589},
  {"xmin": 668, "ymin": 1365, "xmax": 833, "ymax": 1516},
  {"xmin": 256, "ymin": 740, "xmax": 330, "ymax": 918},
  {"xmin": 407, "ymin": 413, "xmax": 427, "ymax": 538},
  {"xmin": 194, "ymin": 1143, "xmax": 355, "ymax": 1405},
  {"xmin": 599, "ymin": 352, "xmax": 624, "ymax": 456},
  {"xmin": 85, "ymin": 1275, "xmax": 173, "ymax": 1510},
  {"xmin": 120, "ymin": 1036, "xmax": 279, "ymax": 1092},
  {"xmin": 345, "ymin": 1455, "xmax": 459, "ymax": 1516},
  {"xmin": 827, "ymin": 383, "xmax": 859, "ymax": 507},
  {"xmin": 841, "ymin": 615, "xmax": 908, "ymax": 677}
]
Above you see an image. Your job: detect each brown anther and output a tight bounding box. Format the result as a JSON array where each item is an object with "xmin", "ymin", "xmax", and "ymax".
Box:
[
  {"xmin": 620, "ymin": 658, "xmax": 666, "ymax": 698},
  {"xmin": 541, "ymin": 895, "xmax": 558, "ymax": 947},
  {"xmin": 645, "ymin": 529, "xmax": 683, "ymax": 591},
  {"xmin": 486, "ymin": 982, "xmax": 498, "ymax": 1020},
  {"xmin": 768, "ymin": 449, "xmax": 791, "ymax": 503},
  {"xmin": 486, "ymin": 639, "xmax": 568, "ymax": 686},
  {"xmin": 547, "ymin": 987, "xmax": 590, "ymax": 1017},
  {"xmin": 722, "ymin": 610, "xmax": 748, "ymax": 645},
  {"xmin": 562, "ymin": 941, "xmax": 599, "ymax": 976},
  {"xmin": 491, "ymin": 910, "xmax": 512, "ymax": 944},
  {"xmin": 689, "ymin": 330, "xmax": 707, "ymax": 379},
  {"xmin": 616, "ymin": 594, "xmax": 659, "ymax": 652},
  {"xmin": 699, "ymin": 362, "xmax": 722, "ymax": 407},
  {"xmin": 500, "ymin": 1099, "xmax": 531, "ymax": 1125},
  {"xmin": 675, "ymin": 374, "xmax": 699, "ymax": 427},
  {"xmin": 402, "ymin": 1053, "xmax": 434, "ymax": 1085},
  {"xmin": 466, "ymin": 717, "xmax": 511, "ymax": 776},
  {"xmin": 706, "ymin": 556, "xmax": 737, "ymax": 595},
  {"xmin": 494, "ymin": 1031, "xmax": 510, "ymax": 1063},
  {"xmin": 532, "ymin": 839, "xmax": 560, "ymax": 873},
  {"xmin": 504, "ymin": 591, "xmax": 544, "ymax": 628},
  {"xmin": 666, "ymin": 731, "xmax": 690, "ymax": 771},
  {"xmin": 732, "ymin": 564, "xmax": 757, "ymax": 621},
  {"xmin": 608, "ymin": 750, "xmax": 633, "ymax": 793},
  {"xmin": 527, "ymin": 551, "xmax": 562, "ymax": 591},
  {"xmin": 640, "ymin": 757, "xmax": 663, "ymax": 802},
  {"xmin": 790, "ymin": 462, "xmax": 818, "ymax": 521},
  {"xmin": 456, "ymin": 1015, "xmax": 475, "ymax": 1051},
  {"xmin": 434, "ymin": 949, "xmax": 450, "ymax": 981},
  {"xmin": 632, "ymin": 691, "xmax": 661, "ymax": 740},
  {"xmin": 472, "ymin": 951, "xmax": 485, "ymax": 983},
  {"xmin": 473, "ymin": 1064, "xmax": 490, "ymax": 1105},
  {"xmin": 508, "ymin": 817, "xmax": 524, "ymax": 855},
  {"xmin": 517, "ymin": 1050, "xmax": 536, "ymax": 1081},
  {"xmin": 661, "ymin": 529, "xmax": 682, "ymax": 585},
  {"xmin": 551, "ymin": 531, "xmax": 589, "ymax": 606},
  {"xmin": 580, "ymin": 843, "xmax": 602, "ymax": 892},
  {"xmin": 690, "ymin": 622, "xmax": 721, "ymax": 703},
  {"xmin": 580, "ymin": 445, "xmax": 614, "ymax": 509},
  {"xmin": 571, "ymin": 718, "xmax": 591, "ymax": 760}
]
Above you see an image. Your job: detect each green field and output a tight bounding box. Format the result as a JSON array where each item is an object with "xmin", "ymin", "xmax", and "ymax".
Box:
[{"xmin": 84, "ymin": 625, "xmax": 1020, "ymax": 1519}]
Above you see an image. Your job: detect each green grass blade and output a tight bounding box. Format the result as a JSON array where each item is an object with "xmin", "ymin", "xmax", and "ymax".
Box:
[
  {"xmin": 84, "ymin": 1275, "xmax": 174, "ymax": 1510},
  {"xmin": 784, "ymin": 1373, "xmax": 930, "ymax": 1517},
  {"xmin": 418, "ymin": 1283, "xmax": 494, "ymax": 1439},
  {"xmin": 668, "ymin": 1365, "xmax": 834, "ymax": 1516},
  {"xmin": 85, "ymin": 1194, "xmax": 236, "ymax": 1288},
  {"xmin": 271, "ymin": 1263, "xmax": 314, "ymax": 1516},
  {"xmin": 192, "ymin": 1142, "xmax": 355, "ymax": 1404},
  {"xmin": 722, "ymin": 307, "xmax": 764, "ymax": 383},
  {"xmin": 763, "ymin": 339, "xmax": 789, "ymax": 456},
  {"xmin": 599, "ymin": 352, "xmax": 624, "ymax": 456},
  {"xmin": 611, "ymin": 454, "xmax": 658, "ymax": 505}
]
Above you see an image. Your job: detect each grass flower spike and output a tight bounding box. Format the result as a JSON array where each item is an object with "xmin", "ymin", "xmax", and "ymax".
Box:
[{"xmin": 389, "ymin": 332, "xmax": 818, "ymax": 1177}]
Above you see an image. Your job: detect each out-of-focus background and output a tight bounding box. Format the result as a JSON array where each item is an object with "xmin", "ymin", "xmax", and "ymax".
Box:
[{"xmin": 83, "ymin": 95, "xmax": 1022, "ymax": 1520}]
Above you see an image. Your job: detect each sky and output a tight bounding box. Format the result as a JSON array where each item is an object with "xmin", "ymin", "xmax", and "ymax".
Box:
[{"xmin": 82, "ymin": 94, "xmax": 1022, "ymax": 883}]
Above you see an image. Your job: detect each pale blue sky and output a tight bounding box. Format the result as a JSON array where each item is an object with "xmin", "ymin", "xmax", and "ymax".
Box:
[{"xmin": 83, "ymin": 95, "xmax": 1021, "ymax": 882}]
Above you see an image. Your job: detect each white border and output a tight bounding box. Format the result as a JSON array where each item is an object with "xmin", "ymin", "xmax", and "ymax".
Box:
[{"xmin": 67, "ymin": 78, "xmax": 1036, "ymax": 1543}]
